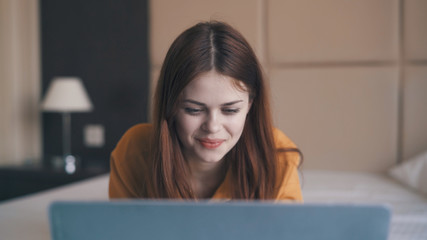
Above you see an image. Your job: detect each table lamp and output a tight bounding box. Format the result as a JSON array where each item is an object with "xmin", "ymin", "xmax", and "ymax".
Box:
[{"xmin": 41, "ymin": 77, "xmax": 93, "ymax": 174}]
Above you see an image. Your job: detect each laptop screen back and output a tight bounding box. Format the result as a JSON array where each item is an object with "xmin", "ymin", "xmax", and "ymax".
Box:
[{"xmin": 49, "ymin": 200, "xmax": 390, "ymax": 240}]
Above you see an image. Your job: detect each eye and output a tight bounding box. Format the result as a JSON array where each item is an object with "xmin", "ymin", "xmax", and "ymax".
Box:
[
  {"xmin": 222, "ymin": 108, "xmax": 240, "ymax": 115},
  {"xmin": 184, "ymin": 107, "xmax": 203, "ymax": 115}
]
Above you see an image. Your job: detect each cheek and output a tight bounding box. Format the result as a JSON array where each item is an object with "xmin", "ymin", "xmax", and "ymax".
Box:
[
  {"xmin": 226, "ymin": 114, "xmax": 248, "ymax": 136},
  {"xmin": 175, "ymin": 114, "xmax": 200, "ymax": 140}
]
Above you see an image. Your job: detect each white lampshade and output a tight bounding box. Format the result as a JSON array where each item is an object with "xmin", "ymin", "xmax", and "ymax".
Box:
[{"xmin": 41, "ymin": 77, "xmax": 93, "ymax": 112}]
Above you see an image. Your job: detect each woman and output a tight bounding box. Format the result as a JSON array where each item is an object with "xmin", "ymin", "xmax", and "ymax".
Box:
[{"xmin": 109, "ymin": 21, "xmax": 302, "ymax": 200}]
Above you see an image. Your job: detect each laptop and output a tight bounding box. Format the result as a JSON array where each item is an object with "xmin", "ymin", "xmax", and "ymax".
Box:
[{"xmin": 49, "ymin": 200, "xmax": 391, "ymax": 240}]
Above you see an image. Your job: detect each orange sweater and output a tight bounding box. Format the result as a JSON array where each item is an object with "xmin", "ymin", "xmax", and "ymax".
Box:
[{"xmin": 109, "ymin": 123, "xmax": 303, "ymax": 201}]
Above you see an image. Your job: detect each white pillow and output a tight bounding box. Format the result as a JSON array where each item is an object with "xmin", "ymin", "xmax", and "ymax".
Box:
[{"xmin": 388, "ymin": 151, "xmax": 427, "ymax": 195}]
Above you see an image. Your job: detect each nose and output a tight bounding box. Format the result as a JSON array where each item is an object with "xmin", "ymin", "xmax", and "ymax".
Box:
[{"xmin": 202, "ymin": 111, "xmax": 222, "ymax": 133}]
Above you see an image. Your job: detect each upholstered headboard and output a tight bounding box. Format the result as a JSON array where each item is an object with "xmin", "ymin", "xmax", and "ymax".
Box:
[{"xmin": 148, "ymin": 1, "xmax": 427, "ymax": 172}]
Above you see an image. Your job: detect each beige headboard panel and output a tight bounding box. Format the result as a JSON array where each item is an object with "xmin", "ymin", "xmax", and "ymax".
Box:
[
  {"xmin": 149, "ymin": 0, "xmax": 427, "ymax": 172},
  {"xmin": 270, "ymin": 67, "xmax": 398, "ymax": 172},
  {"xmin": 402, "ymin": 1, "xmax": 427, "ymax": 160},
  {"xmin": 403, "ymin": 66, "xmax": 427, "ymax": 160}
]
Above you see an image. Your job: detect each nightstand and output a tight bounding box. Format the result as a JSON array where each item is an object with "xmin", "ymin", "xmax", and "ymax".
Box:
[{"xmin": 0, "ymin": 165, "xmax": 109, "ymax": 202}]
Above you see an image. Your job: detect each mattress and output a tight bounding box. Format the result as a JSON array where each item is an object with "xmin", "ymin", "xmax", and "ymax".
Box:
[
  {"xmin": 1, "ymin": 171, "xmax": 426, "ymax": 240},
  {"xmin": 302, "ymin": 170, "xmax": 427, "ymax": 240}
]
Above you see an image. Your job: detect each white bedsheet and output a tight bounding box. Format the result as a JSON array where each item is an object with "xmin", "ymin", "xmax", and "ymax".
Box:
[
  {"xmin": 0, "ymin": 170, "xmax": 426, "ymax": 240},
  {"xmin": 302, "ymin": 170, "xmax": 427, "ymax": 240},
  {"xmin": 0, "ymin": 174, "xmax": 109, "ymax": 240}
]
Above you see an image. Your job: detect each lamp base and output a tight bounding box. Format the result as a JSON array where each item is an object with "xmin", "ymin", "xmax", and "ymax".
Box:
[
  {"xmin": 50, "ymin": 155, "xmax": 80, "ymax": 174},
  {"xmin": 64, "ymin": 155, "xmax": 78, "ymax": 174}
]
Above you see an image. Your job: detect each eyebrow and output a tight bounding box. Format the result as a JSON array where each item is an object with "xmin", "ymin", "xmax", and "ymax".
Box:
[{"xmin": 183, "ymin": 99, "xmax": 243, "ymax": 107}]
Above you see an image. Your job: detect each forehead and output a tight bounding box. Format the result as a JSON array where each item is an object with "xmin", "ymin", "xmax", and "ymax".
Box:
[{"xmin": 181, "ymin": 71, "xmax": 249, "ymax": 102}]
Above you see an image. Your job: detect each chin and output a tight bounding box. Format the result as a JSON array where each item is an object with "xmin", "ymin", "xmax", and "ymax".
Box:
[
  {"xmin": 198, "ymin": 152, "xmax": 226, "ymax": 163},
  {"xmin": 200, "ymin": 156, "xmax": 224, "ymax": 163}
]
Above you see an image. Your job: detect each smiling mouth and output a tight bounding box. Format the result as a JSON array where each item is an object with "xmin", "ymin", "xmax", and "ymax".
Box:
[{"xmin": 198, "ymin": 139, "xmax": 225, "ymax": 149}]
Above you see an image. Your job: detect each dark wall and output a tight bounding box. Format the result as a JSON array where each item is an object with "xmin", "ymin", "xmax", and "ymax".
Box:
[{"xmin": 40, "ymin": 0, "xmax": 149, "ymax": 168}]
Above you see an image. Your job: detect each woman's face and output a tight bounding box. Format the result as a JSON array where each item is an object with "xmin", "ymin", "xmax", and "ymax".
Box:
[{"xmin": 175, "ymin": 70, "xmax": 251, "ymax": 165}]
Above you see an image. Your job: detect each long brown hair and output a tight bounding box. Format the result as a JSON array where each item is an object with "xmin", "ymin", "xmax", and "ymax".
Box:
[{"xmin": 149, "ymin": 21, "xmax": 299, "ymax": 199}]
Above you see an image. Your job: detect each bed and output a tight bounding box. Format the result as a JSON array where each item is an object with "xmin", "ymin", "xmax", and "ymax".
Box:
[
  {"xmin": 0, "ymin": 171, "xmax": 426, "ymax": 240},
  {"xmin": 302, "ymin": 170, "xmax": 427, "ymax": 240}
]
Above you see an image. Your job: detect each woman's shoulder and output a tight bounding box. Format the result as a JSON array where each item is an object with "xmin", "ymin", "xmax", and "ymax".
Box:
[
  {"xmin": 272, "ymin": 127, "xmax": 297, "ymax": 149},
  {"xmin": 272, "ymin": 128, "xmax": 300, "ymax": 166},
  {"xmin": 120, "ymin": 123, "xmax": 153, "ymax": 142},
  {"xmin": 110, "ymin": 123, "xmax": 153, "ymax": 198},
  {"xmin": 112, "ymin": 123, "xmax": 153, "ymax": 157}
]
